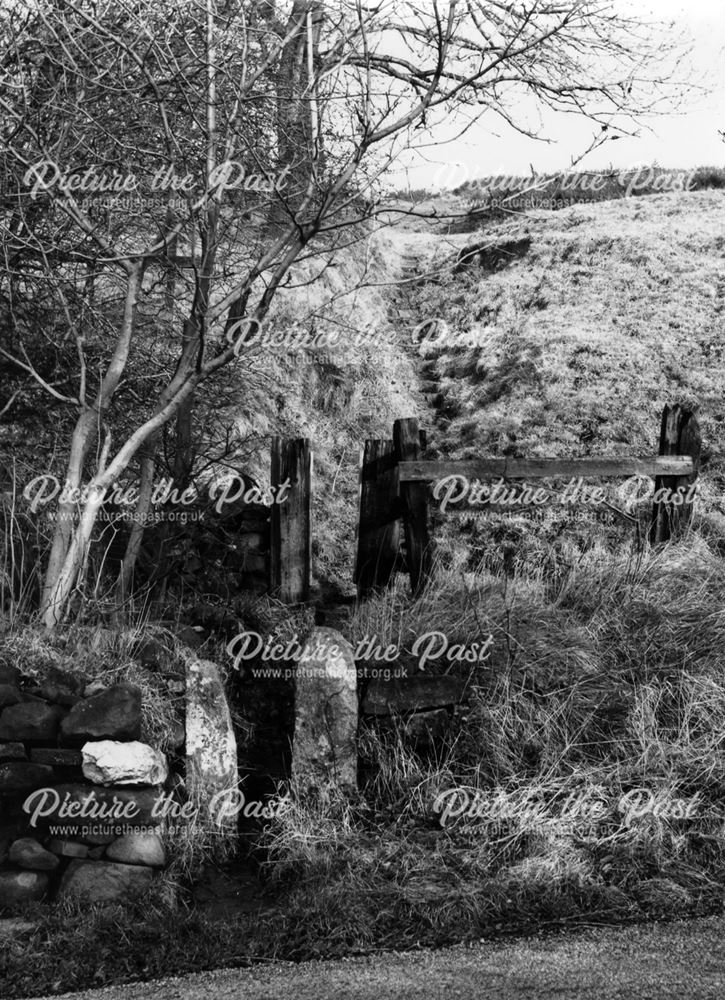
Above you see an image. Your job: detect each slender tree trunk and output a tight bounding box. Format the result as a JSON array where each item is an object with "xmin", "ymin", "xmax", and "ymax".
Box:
[
  {"xmin": 42, "ymin": 488, "xmax": 106, "ymax": 629},
  {"xmin": 114, "ymin": 317, "xmax": 205, "ymax": 615},
  {"xmin": 173, "ymin": 4, "xmax": 217, "ymax": 492},
  {"xmin": 40, "ymin": 408, "xmax": 97, "ymax": 615},
  {"xmin": 114, "ymin": 440, "xmax": 158, "ymax": 617},
  {"xmin": 164, "ymin": 199, "xmax": 179, "ymax": 312},
  {"xmin": 272, "ymin": 1, "xmax": 324, "ymax": 224},
  {"xmin": 40, "ymin": 265, "xmax": 142, "ymax": 629},
  {"xmin": 172, "ymin": 321, "xmax": 196, "ymax": 487}
]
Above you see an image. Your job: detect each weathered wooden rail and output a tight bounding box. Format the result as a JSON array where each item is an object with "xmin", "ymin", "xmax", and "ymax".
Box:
[
  {"xmin": 398, "ymin": 456, "xmax": 693, "ymax": 481},
  {"xmin": 355, "ymin": 405, "xmax": 701, "ymax": 598}
]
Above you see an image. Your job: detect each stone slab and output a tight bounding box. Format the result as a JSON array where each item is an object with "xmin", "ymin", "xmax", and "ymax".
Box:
[
  {"xmin": 30, "ymin": 747, "xmax": 83, "ymax": 767},
  {"xmin": 0, "ymin": 703, "xmax": 65, "ymax": 743},
  {"xmin": 0, "ymin": 742, "xmax": 27, "ymax": 762},
  {"xmin": 292, "ymin": 628, "xmax": 357, "ymax": 791},
  {"xmin": 60, "ymin": 682, "xmax": 142, "ymax": 744},
  {"xmin": 0, "ymin": 762, "xmax": 54, "ymax": 794},
  {"xmin": 58, "ymin": 860, "xmax": 154, "ymax": 904}
]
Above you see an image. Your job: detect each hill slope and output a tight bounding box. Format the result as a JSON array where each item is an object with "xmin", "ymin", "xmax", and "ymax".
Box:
[{"xmin": 404, "ymin": 190, "xmax": 725, "ymax": 468}]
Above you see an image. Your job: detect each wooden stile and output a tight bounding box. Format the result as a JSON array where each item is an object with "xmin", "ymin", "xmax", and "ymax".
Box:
[
  {"xmin": 399, "ymin": 455, "xmax": 693, "ymax": 483},
  {"xmin": 649, "ymin": 405, "xmax": 701, "ymax": 544},
  {"xmin": 269, "ymin": 437, "xmax": 312, "ymax": 603},
  {"xmin": 354, "ymin": 439, "xmax": 400, "ymax": 598},
  {"xmin": 351, "ymin": 406, "xmax": 701, "ymax": 600},
  {"xmin": 393, "ymin": 417, "xmax": 432, "ymax": 596}
]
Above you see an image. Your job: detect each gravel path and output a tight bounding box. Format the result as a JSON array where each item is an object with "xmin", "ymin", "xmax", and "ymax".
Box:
[{"xmin": 23, "ymin": 915, "xmax": 725, "ymax": 1000}]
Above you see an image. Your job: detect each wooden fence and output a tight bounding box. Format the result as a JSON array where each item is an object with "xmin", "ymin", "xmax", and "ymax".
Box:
[
  {"xmin": 234, "ymin": 437, "xmax": 312, "ymax": 602},
  {"xmin": 269, "ymin": 436, "xmax": 312, "ymax": 603},
  {"xmin": 354, "ymin": 405, "xmax": 701, "ymax": 598}
]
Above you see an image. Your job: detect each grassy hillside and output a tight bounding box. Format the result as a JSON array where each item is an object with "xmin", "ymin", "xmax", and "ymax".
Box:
[{"xmin": 412, "ymin": 189, "xmax": 725, "ymax": 464}]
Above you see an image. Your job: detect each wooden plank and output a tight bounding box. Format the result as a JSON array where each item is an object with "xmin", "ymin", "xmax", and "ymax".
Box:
[
  {"xmin": 394, "ymin": 418, "xmax": 432, "ymax": 595},
  {"xmin": 399, "ymin": 455, "xmax": 694, "ymax": 482},
  {"xmin": 269, "ymin": 437, "xmax": 312, "ymax": 603},
  {"xmin": 354, "ymin": 439, "xmax": 400, "ymax": 597},
  {"xmin": 361, "ymin": 676, "xmax": 469, "ymax": 715},
  {"xmin": 650, "ymin": 406, "xmax": 701, "ymax": 544}
]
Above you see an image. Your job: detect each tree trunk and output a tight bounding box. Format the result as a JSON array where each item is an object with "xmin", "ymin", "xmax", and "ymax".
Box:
[
  {"xmin": 40, "ymin": 408, "xmax": 97, "ymax": 617},
  {"xmin": 40, "ymin": 265, "xmax": 142, "ymax": 629},
  {"xmin": 273, "ymin": 1, "xmax": 324, "ymax": 224},
  {"xmin": 41, "ymin": 484, "xmax": 106, "ymax": 629},
  {"xmin": 114, "ymin": 441, "xmax": 158, "ymax": 618}
]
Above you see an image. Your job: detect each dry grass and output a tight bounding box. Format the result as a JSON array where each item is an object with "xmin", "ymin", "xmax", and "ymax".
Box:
[
  {"xmin": 253, "ymin": 529, "xmax": 725, "ymax": 948},
  {"xmin": 411, "ymin": 190, "xmax": 725, "ymax": 473},
  {"xmin": 0, "ymin": 624, "xmax": 183, "ymax": 748}
]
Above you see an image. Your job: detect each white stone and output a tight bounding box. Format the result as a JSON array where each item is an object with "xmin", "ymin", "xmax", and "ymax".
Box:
[
  {"xmin": 106, "ymin": 831, "xmax": 166, "ymax": 867},
  {"xmin": 185, "ymin": 656, "xmax": 238, "ymax": 834},
  {"xmin": 83, "ymin": 680, "xmax": 107, "ymax": 697},
  {"xmin": 292, "ymin": 627, "xmax": 358, "ymax": 792},
  {"xmin": 82, "ymin": 740, "xmax": 168, "ymax": 786}
]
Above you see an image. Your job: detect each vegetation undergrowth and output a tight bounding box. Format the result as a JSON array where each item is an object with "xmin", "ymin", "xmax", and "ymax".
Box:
[
  {"xmin": 251, "ymin": 533, "xmax": 725, "ymax": 961},
  {"xmin": 6, "ymin": 530, "xmax": 725, "ymax": 997}
]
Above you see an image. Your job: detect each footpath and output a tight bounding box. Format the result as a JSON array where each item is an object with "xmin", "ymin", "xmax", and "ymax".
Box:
[{"xmin": 26, "ymin": 914, "xmax": 725, "ymax": 1000}]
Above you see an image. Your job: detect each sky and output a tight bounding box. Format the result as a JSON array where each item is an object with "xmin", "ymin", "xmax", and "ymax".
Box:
[{"xmin": 391, "ymin": 0, "xmax": 725, "ymax": 191}]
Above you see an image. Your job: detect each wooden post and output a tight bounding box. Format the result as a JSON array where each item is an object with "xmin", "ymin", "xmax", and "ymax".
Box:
[
  {"xmin": 354, "ymin": 439, "xmax": 400, "ymax": 598},
  {"xmin": 269, "ymin": 437, "xmax": 312, "ymax": 602},
  {"xmin": 649, "ymin": 405, "xmax": 701, "ymax": 544},
  {"xmin": 393, "ymin": 417, "xmax": 432, "ymax": 595}
]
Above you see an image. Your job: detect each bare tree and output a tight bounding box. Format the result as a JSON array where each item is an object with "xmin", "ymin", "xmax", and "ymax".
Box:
[{"xmin": 0, "ymin": 0, "xmax": 682, "ymax": 629}]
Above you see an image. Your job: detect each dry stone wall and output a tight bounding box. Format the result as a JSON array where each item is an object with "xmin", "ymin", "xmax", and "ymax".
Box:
[{"xmin": 0, "ymin": 665, "xmax": 174, "ymax": 910}]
